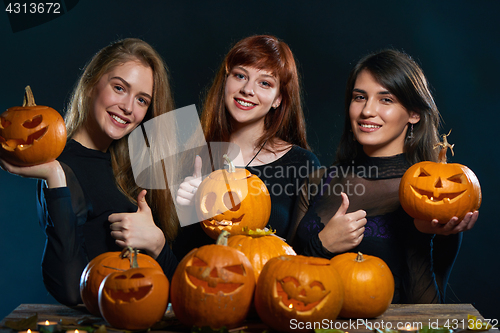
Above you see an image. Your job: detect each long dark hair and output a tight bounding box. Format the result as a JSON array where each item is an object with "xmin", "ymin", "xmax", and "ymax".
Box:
[{"xmin": 336, "ymin": 49, "xmax": 441, "ymax": 165}]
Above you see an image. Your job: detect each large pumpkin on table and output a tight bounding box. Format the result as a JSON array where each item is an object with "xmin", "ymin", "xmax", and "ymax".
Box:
[
  {"xmin": 399, "ymin": 131, "xmax": 481, "ymax": 223},
  {"xmin": 80, "ymin": 247, "xmax": 162, "ymax": 316},
  {"xmin": 196, "ymin": 154, "xmax": 271, "ymax": 239},
  {"xmin": 0, "ymin": 86, "xmax": 66, "ymax": 166},
  {"xmin": 330, "ymin": 252, "xmax": 394, "ymax": 318},
  {"xmin": 99, "ymin": 266, "xmax": 169, "ymax": 330},
  {"xmin": 170, "ymin": 231, "xmax": 255, "ymax": 329},
  {"xmin": 254, "ymin": 255, "xmax": 344, "ymax": 333}
]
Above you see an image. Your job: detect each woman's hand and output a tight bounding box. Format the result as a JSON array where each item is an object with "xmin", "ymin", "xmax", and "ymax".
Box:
[
  {"xmin": 175, "ymin": 155, "xmax": 202, "ymax": 206},
  {"xmin": 0, "ymin": 157, "xmax": 66, "ymax": 188},
  {"xmin": 318, "ymin": 192, "xmax": 367, "ymax": 254},
  {"xmin": 108, "ymin": 190, "xmax": 165, "ymax": 259},
  {"xmin": 414, "ymin": 211, "xmax": 478, "ymax": 235}
]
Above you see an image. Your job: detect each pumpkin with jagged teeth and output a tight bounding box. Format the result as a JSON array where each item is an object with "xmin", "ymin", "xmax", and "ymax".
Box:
[
  {"xmin": 399, "ymin": 131, "xmax": 481, "ymax": 223},
  {"xmin": 0, "ymin": 86, "xmax": 66, "ymax": 166},
  {"xmin": 196, "ymin": 154, "xmax": 271, "ymax": 239}
]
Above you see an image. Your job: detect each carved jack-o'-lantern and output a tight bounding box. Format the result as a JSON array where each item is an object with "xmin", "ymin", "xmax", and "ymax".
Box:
[
  {"xmin": 80, "ymin": 247, "xmax": 162, "ymax": 316},
  {"xmin": 254, "ymin": 255, "xmax": 344, "ymax": 333},
  {"xmin": 399, "ymin": 131, "xmax": 481, "ymax": 223},
  {"xmin": 170, "ymin": 231, "xmax": 255, "ymax": 329},
  {"xmin": 0, "ymin": 86, "xmax": 66, "ymax": 166},
  {"xmin": 196, "ymin": 155, "xmax": 271, "ymax": 239},
  {"xmin": 98, "ymin": 267, "xmax": 169, "ymax": 330}
]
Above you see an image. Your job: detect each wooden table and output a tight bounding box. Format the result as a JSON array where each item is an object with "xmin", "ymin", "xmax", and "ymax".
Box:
[{"xmin": 1, "ymin": 304, "xmax": 498, "ymax": 332}]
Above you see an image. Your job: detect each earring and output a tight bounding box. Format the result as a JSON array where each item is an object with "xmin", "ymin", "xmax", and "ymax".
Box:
[{"xmin": 407, "ymin": 123, "xmax": 414, "ymax": 139}]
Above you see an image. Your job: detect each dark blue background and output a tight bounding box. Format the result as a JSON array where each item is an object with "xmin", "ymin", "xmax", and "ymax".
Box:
[{"xmin": 1, "ymin": 0, "xmax": 498, "ymax": 321}]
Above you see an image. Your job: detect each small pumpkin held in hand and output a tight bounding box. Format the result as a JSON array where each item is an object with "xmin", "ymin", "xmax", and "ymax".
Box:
[
  {"xmin": 0, "ymin": 86, "xmax": 66, "ymax": 166},
  {"xmin": 170, "ymin": 231, "xmax": 255, "ymax": 330},
  {"xmin": 196, "ymin": 154, "xmax": 271, "ymax": 239},
  {"xmin": 330, "ymin": 252, "xmax": 394, "ymax": 318},
  {"xmin": 80, "ymin": 247, "xmax": 162, "ymax": 316},
  {"xmin": 399, "ymin": 131, "xmax": 481, "ymax": 223},
  {"xmin": 254, "ymin": 255, "xmax": 344, "ymax": 333}
]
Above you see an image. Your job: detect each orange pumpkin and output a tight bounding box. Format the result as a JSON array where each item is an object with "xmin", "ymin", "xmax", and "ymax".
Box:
[
  {"xmin": 196, "ymin": 154, "xmax": 271, "ymax": 239},
  {"xmin": 399, "ymin": 131, "xmax": 481, "ymax": 223},
  {"xmin": 330, "ymin": 252, "xmax": 394, "ymax": 318},
  {"xmin": 254, "ymin": 255, "xmax": 344, "ymax": 333},
  {"xmin": 227, "ymin": 228, "xmax": 296, "ymax": 281},
  {"xmin": 80, "ymin": 247, "xmax": 162, "ymax": 316},
  {"xmin": 170, "ymin": 231, "xmax": 255, "ymax": 329},
  {"xmin": 0, "ymin": 86, "xmax": 66, "ymax": 166},
  {"xmin": 99, "ymin": 266, "xmax": 169, "ymax": 330}
]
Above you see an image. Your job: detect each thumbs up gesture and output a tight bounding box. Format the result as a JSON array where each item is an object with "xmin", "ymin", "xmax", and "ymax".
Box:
[
  {"xmin": 176, "ymin": 155, "xmax": 203, "ymax": 206},
  {"xmin": 109, "ymin": 190, "xmax": 165, "ymax": 258},
  {"xmin": 318, "ymin": 192, "xmax": 367, "ymax": 254}
]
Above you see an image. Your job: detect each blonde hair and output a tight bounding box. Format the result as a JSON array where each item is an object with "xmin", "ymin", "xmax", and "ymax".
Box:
[{"xmin": 64, "ymin": 38, "xmax": 179, "ymax": 241}]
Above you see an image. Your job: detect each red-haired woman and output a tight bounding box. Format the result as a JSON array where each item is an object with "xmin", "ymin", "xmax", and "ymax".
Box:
[{"xmin": 174, "ymin": 35, "xmax": 320, "ymax": 257}]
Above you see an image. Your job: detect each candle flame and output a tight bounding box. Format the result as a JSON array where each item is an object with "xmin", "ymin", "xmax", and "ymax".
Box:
[
  {"xmin": 28, "ymin": 330, "xmax": 32, "ymax": 333},
  {"xmin": 288, "ymin": 303, "xmax": 293, "ymax": 309},
  {"xmin": 75, "ymin": 330, "xmax": 79, "ymax": 333},
  {"xmin": 406, "ymin": 324, "xmax": 411, "ymax": 329},
  {"xmin": 45, "ymin": 320, "xmax": 50, "ymax": 325}
]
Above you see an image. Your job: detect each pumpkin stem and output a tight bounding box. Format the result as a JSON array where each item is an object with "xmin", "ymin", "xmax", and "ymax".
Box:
[
  {"xmin": 434, "ymin": 129, "xmax": 455, "ymax": 163},
  {"xmin": 223, "ymin": 154, "xmax": 235, "ymax": 173},
  {"xmin": 22, "ymin": 86, "xmax": 37, "ymax": 107},
  {"xmin": 120, "ymin": 246, "xmax": 139, "ymax": 268},
  {"xmin": 216, "ymin": 230, "xmax": 230, "ymax": 246},
  {"xmin": 355, "ymin": 252, "xmax": 365, "ymax": 262}
]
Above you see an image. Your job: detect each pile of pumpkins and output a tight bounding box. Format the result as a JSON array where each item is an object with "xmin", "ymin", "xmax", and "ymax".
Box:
[
  {"xmin": 79, "ymin": 161, "xmax": 396, "ymax": 332},
  {"xmin": 80, "ymin": 228, "xmax": 395, "ymax": 332},
  {"xmin": 80, "ymin": 144, "xmax": 481, "ymax": 331}
]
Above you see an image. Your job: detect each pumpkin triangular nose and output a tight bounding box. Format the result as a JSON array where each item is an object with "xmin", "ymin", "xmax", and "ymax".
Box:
[{"xmin": 435, "ymin": 177, "xmax": 443, "ymax": 188}]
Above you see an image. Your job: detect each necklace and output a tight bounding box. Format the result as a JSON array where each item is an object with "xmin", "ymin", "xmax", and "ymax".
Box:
[{"xmin": 246, "ymin": 139, "xmax": 268, "ymax": 167}]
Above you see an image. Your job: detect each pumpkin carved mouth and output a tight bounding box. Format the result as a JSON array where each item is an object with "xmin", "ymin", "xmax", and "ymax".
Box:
[
  {"xmin": 185, "ymin": 256, "xmax": 246, "ymax": 294},
  {"xmin": 186, "ymin": 273, "xmax": 243, "ymax": 294},
  {"xmin": 276, "ymin": 277, "xmax": 329, "ymax": 312},
  {"xmin": 104, "ymin": 285, "xmax": 152, "ymax": 302},
  {"xmin": 102, "ymin": 273, "xmax": 153, "ymax": 302},
  {"xmin": 410, "ymin": 186, "xmax": 466, "ymax": 203},
  {"xmin": 205, "ymin": 214, "xmax": 245, "ymax": 226}
]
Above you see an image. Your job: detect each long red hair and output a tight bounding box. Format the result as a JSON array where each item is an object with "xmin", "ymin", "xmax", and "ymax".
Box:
[{"xmin": 201, "ymin": 35, "xmax": 310, "ymax": 150}]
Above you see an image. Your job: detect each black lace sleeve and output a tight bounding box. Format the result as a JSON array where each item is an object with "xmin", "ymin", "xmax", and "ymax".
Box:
[{"xmin": 36, "ymin": 162, "xmax": 89, "ymax": 306}]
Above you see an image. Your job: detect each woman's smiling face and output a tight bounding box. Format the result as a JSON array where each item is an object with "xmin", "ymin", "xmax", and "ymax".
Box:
[
  {"xmin": 224, "ymin": 65, "xmax": 282, "ymax": 128},
  {"xmin": 349, "ymin": 69, "xmax": 420, "ymax": 157},
  {"xmin": 90, "ymin": 60, "xmax": 153, "ymax": 146}
]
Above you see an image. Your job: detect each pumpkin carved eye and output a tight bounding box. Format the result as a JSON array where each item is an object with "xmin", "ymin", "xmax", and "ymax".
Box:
[
  {"xmin": 417, "ymin": 168, "xmax": 430, "ymax": 177},
  {"xmin": 448, "ymin": 174, "xmax": 465, "ymax": 184},
  {"xmin": 224, "ymin": 264, "xmax": 245, "ymax": 275},
  {"xmin": 0, "ymin": 117, "xmax": 11, "ymax": 129},
  {"xmin": 223, "ymin": 191, "xmax": 241, "ymax": 211},
  {"xmin": 200, "ymin": 192, "xmax": 217, "ymax": 213},
  {"xmin": 22, "ymin": 115, "xmax": 43, "ymax": 128}
]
